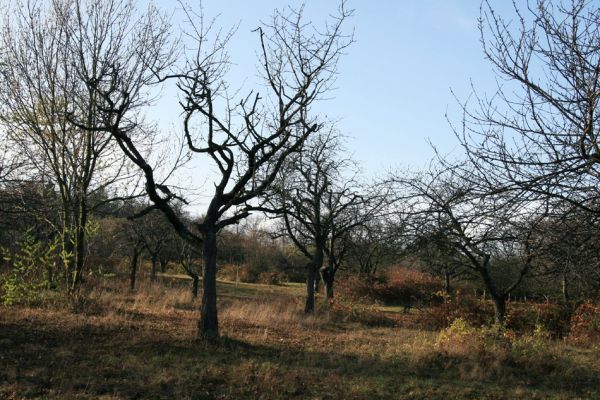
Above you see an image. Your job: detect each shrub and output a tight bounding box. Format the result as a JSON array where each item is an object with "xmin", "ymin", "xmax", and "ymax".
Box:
[
  {"xmin": 434, "ymin": 318, "xmax": 511, "ymax": 378},
  {"xmin": 567, "ymin": 302, "xmax": 600, "ymax": 345},
  {"xmin": 419, "ymin": 290, "xmax": 494, "ymax": 330},
  {"xmin": 257, "ymin": 271, "xmax": 289, "ymax": 285},
  {"xmin": 337, "ymin": 268, "xmax": 443, "ymax": 308},
  {"xmin": 218, "ymin": 263, "xmax": 256, "ymax": 283},
  {"xmin": 1, "ymin": 233, "xmax": 62, "ymax": 305},
  {"xmin": 505, "ymin": 302, "xmax": 572, "ymax": 338}
]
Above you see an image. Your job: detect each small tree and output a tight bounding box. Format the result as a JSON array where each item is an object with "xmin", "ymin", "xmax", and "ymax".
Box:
[
  {"xmin": 346, "ymin": 216, "xmax": 402, "ymax": 276},
  {"xmin": 175, "ymin": 237, "xmax": 202, "ymax": 299},
  {"xmin": 263, "ymin": 131, "xmax": 381, "ymax": 309},
  {"xmin": 394, "ymin": 165, "xmax": 548, "ymax": 326}
]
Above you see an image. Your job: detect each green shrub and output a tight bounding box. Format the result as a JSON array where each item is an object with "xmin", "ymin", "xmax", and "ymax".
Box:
[{"xmin": 1, "ymin": 233, "xmax": 62, "ymax": 305}]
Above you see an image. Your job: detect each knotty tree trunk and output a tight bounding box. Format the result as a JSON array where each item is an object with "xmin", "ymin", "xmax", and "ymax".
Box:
[
  {"xmin": 192, "ymin": 274, "xmax": 199, "ymax": 299},
  {"xmin": 130, "ymin": 248, "xmax": 142, "ymax": 291},
  {"xmin": 198, "ymin": 229, "xmax": 218, "ymax": 338}
]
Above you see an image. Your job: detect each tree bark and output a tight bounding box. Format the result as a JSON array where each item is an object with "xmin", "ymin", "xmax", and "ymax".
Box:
[
  {"xmin": 479, "ymin": 266, "xmax": 506, "ymax": 327},
  {"xmin": 314, "ymin": 270, "xmax": 321, "ymax": 293},
  {"xmin": 323, "ymin": 270, "xmax": 334, "ymax": 301},
  {"xmin": 305, "ymin": 246, "xmax": 324, "ymax": 313},
  {"xmin": 322, "ymin": 257, "xmax": 335, "ymax": 301},
  {"xmin": 305, "ymin": 264, "xmax": 316, "ymax": 313},
  {"xmin": 62, "ymin": 208, "xmax": 74, "ymax": 290},
  {"xmin": 192, "ymin": 274, "xmax": 199, "ymax": 299},
  {"xmin": 150, "ymin": 254, "xmax": 158, "ymax": 282},
  {"xmin": 46, "ymin": 263, "xmax": 54, "ymax": 290},
  {"xmin": 444, "ymin": 269, "xmax": 451, "ymax": 295},
  {"xmin": 198, "ymin": 229, "xmax": 218, "ymax": 338},
  {"xmin": 160, "ymin": 257, "xmax": 168, "ymax": 273},
  {"xmin": 491, "ymin": 293, "xmax": 507, "ymax": 327},
  {"xmin": 130, "ymin": 249, "xmax": 140, "ymax": 291}
]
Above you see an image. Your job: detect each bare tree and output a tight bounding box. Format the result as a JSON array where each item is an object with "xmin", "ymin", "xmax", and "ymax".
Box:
[
  {"xmin": 174, "ymin": 236, "xmax": 203, "ymax": 299},
  {"xmin": 321, "ymin": 183, "xmax": 386, "ymax": 300},
  {"xmin": 75, "ymin": 3, "xmax": 353, "ymax": 337},
  {"xmin": 393, "ymin": 164, "xmax": 548, "ymax": 326},
  {"xmin": 346, "ymin": 219, "xmax": 401, "ymax": 276},
  {"xmin": 456, "ymin": 0, "xmax": 600, "ymax": 216},
  {"xmin": 410, "ymin": 228, "xmax": 469, "ymax": 296},
  {"xmin": 533, "ymin": 204, "xmax": 600, "ymax": 302},
  {"xmin": 0, "ymin": 0, "xmax": 168, "ymax": 292},
  {"xmin": 130, "ymin": 209, "xmax": 178, "ymax": 283},
  {"xmin": 262, "ymin": 130, "xmax": 379, "ymax": 310}
]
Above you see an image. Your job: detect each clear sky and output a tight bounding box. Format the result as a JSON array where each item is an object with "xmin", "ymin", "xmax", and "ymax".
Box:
[{"xmin": 152, "ymin": 1, "xmax": 518, "ymax": 188}]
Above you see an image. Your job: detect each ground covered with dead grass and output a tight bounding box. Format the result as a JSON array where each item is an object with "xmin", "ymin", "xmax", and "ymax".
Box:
[{"xmin": 1, "ymin": 278, "xmax": 599, "ymax": 399}]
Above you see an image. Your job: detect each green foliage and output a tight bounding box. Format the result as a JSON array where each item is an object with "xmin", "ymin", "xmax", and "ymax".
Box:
[{"xmin": 1, "ymin": 232, "xmax": 62, "ymax": 304}]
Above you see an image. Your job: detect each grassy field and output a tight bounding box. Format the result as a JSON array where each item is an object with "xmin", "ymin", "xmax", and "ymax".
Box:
[{"xmin": 1, "ymin": 276, "xmax": 599, "ymax": 399}]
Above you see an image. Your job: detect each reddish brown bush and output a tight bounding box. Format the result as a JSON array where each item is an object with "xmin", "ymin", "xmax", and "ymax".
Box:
[
  {"xmin": 419, "ymin": 291, "xmax": 494, "ymax": 330},
  {"xmin": 337, "ymin": 267, "xmax": 443, "ymax": 307},
  {"xmin": 567, "ymin": 303, "xmax": 600, "ymax": 345},
  {"xmin": 257, "ymin": 271, "xmax": 289, "ymax": 285},
  {"xmin": 505, "ymin": 302, "xmax": 572, "ymax": 339}
]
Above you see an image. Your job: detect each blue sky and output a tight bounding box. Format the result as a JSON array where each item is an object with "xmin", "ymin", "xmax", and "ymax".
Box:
[{"xmin": 154, "ymin": 1, "xmax": 517, "ymax": 182}]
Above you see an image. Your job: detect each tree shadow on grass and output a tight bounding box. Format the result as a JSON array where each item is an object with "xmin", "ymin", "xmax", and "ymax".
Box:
[{"xmin": 1, "ymin": 317, "xmax": 599, "ymax": 400}]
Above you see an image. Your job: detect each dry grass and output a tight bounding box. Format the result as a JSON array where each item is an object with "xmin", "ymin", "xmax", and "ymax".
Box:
[{"xmin": 1, "ymin": 277, "xmax": 599, "ymax": 399}]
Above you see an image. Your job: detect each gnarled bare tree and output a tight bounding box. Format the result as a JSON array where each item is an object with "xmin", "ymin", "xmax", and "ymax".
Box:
[
  {"xmin": 262, "ymin": 130, "xmax": 381, "ymax": 310},
  {"xmin": 393, "ymin": 164, "xmax": 549, "ymax": 326},
  {"xmin": 75, "ymin": 3, "xmax": 353, "ymax": 337}
]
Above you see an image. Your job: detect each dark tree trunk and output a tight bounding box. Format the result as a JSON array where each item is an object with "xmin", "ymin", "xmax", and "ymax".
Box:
[
  {"xmin": 479, "ymin": 265, "xmax": 506, "ymax": 327},
  {"xmin": 322, "ymin": 257, "xmax": 335, "ymax": 301},
  {"xmin": 46, "ymin": 264, "xmax": 54, "ymax": 290},
  {"xmin": 491, "ymin": 293, "xmax": 507, "ymax": 327},
  {"xmin": 198, "ymin": 229, "xmax": 218, "ymax": 338},
  {"xmin": 130, "ymin": 249, "xmax": 140, "ymax": 291},
  {"xmin": 192, "ymin": 274, "xmax": 199, "ymax": 299},
  {"xmin": 305, "ymin": 264, "xmax": 316, "ymax": 313},
  {"xmin": 61, "ymin": 207, "xmax": 74, "ymax": 290},
  {"xmin": 305, "ymin": 246, "xmax": 324, "ymax": 313},
  {"xmin": 160, "ymin": 257, "xmax": 168, "ymax": 273},
  {"xmin": 150, "ymin": 254, "xmax": 158, "ymax": 282},
  {"xmin": 323, "ymin": 271, "xmax": 334, "ymax": 301}
]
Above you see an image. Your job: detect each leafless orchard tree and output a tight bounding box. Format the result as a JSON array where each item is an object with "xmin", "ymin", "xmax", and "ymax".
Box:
[
  {"xmin": 261, "ymin": 130, "xmax": 383, "ymax": 310},
  {"xmin": 456, "ymin": 0, "xmax": 600, "ymax": 215},
  {"xmin": 533, "ymin": 204, "xmax": 600, "ymax": 302},
  {"xmin": 393, "ymin": 164, "xmax": 549, "ymax": 326},
  {"xmin": 130, "ymin": 208, "xmax": 178, "ymax": 283},
  {"xmin": 74, "ymin": 3, "xmax": 353, "ymax": 337},
  {"xmin": 0, "ymin": 0, "xmax": 168, "ymax": 292},
  {"xmin": 321, "ymin": 182, "xmax": 387, "ymax": 300},
  {"xmin": 346, "ymin": 218, "xmax": 402, "ymax": 276},
  {"xmin": 174, "ymin": 236, "xmax": 203, "ymax": 299},
  {"xmin": 410, "ymin": 229, "xmax": 470, "ymax": 296}
]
